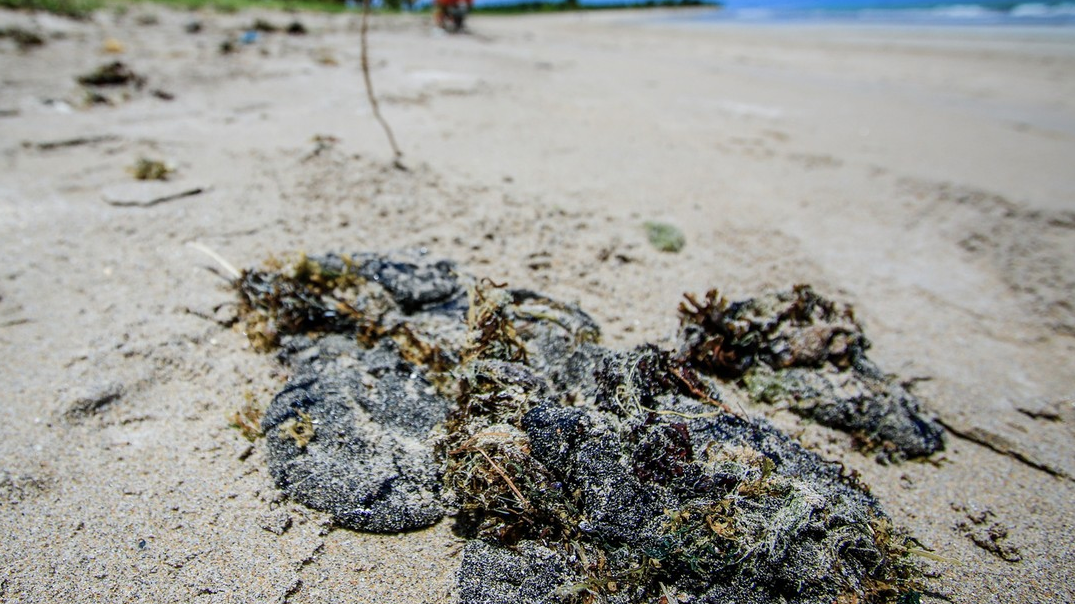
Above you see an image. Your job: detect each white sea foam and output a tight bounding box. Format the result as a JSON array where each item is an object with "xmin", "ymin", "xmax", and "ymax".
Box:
[{"xmin": 1010, "ymin": 2, "xmax": 1075, "ymax": 17}]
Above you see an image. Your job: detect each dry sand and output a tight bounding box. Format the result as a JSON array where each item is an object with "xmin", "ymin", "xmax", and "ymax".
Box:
[{"xmin": 1, "ymin": 5, "xmax": 1073, "ymax": 602}]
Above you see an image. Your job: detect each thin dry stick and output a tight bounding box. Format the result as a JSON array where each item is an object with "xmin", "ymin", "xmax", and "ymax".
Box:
[
  {"xmin": 668, "ymin": 366, "xmax": 739, "ymax": 416},
  {"xmin": 475, "ymin": 447, "xmax": 531, "ymax": 510},
  {"xmin": 187, "ymin": 241, "xmax": 241, "ymax": 280},
  {"xmin": 361, "ymin": 0, "xmax": 405, "ymax": 169}
]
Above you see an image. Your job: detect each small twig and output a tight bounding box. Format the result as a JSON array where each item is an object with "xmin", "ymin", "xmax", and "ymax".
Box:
[
  {"xmin": 640, "ymin": 406, "xmax": 722, "ymax": 420},
  {"xmin": 448, "ymin": 430, "xmax": 516, "ymax": 453},
  {"xmin": 360, "ymin": 0, "xmax": 405, "ymax": 169},
  {"xmin": 669, "ymin": 366, "xmax": 738, "ymax": 416},
  {"xmin": 186, "ymin": 241, "xmax": 241, "ymax": 280},
  {"xmin": 27, "ymin": 134, "xmax": 120, "ymax": 151},
  {"xmin": 900, "ymin": 375, "xmax": 934, "ymax": 390},
  {"xmin": 906, "ymin": 547, "xmax": 960, "ymax": 565},
  {"xmin": 475, "ymin": 447, "xmax": 530, "ymax": 510},
  {"xmin": 103, "ymin": 186, "xmax": 208, "ymax": 208}
]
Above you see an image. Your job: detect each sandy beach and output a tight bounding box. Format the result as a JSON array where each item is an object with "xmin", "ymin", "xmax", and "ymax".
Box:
[{"xmin": 1, "ymin": 5, "xmax": 1073, "ymax": 602}]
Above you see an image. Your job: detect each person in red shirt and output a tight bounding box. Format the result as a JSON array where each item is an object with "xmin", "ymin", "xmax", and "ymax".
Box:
[{"xmin": 434, "ymin": 0, "xmax": 473, "ymax": 31}]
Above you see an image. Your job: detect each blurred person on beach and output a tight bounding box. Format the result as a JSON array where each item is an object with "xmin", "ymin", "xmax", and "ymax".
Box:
[{"xmin": 434, "ymin": 0, "xmax": 473, "ymax": 30}]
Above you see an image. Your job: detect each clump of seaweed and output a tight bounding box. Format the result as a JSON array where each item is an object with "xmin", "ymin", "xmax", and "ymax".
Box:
[
  {"xmin": 128, "ymin": 157, "xmax": 172, "ymax": 181},
  {"xmin": 236, "ymin": 253, "xmax": 461, "ymax": 372},
  {"xmin": 441, "ymin": 281, "xmax": 924, "ymax": 603},
  {"xmin": 229, "ymin": 390, "xmax": 265, "ymax": 441},
  {"xmin": 76, "ymin": 61, "xmax": 146, "ymax": 88},
  {"xmin": 678, "ymin": 285, "xmax": 866, "ymax": 377},
  {"xmin": 679, "ymin": 286, "xmax": 945, "ymax": 461},
  {"xmin": 0, "ymin": 26, "xmax": 45, "ymax": 50},
  {"xmin": 233, "ymin": 252, "xmax": 932, "ymax": 603},
  {"xmin": 462, "ymin": 281, "xmax": 529, "ymax": 363},
  {"xmin": 236, "ymin": 253, "xmax": 370, "ymax": 351},
  {"xmin": 250, "ymin": 18, "xmax": 279, "ymax": 33},
  {"xmin": 439, "ymin": 282, "xmax": 582, "ymax": 543}
]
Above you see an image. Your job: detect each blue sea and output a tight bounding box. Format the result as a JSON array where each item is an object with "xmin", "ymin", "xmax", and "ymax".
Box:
[
  {"xmin": 464, "ymin": 0, "xmax": 1075, "ymax": 26},
  {"xmin": 697, "ymin": 0, "xmax": 1075, "ymax": 26}
]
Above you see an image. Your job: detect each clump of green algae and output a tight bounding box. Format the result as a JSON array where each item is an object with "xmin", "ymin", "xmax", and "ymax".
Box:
[
  {"xmin": 644, "ymin": 221, "xmax": 686, "ymax": 253},
  {"xmin": 129, "ymin": 158, "xmax": 173, "ymax": 181}
]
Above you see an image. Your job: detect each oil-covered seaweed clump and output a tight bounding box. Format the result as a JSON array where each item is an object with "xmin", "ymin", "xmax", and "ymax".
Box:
[
  {"xmin": 239, "ymin": 252, "xmax": 467, "ymax": 531},
  {"xmin": 448, "ymin": 313, "xmax": 924, "ymax": 604},
  {"xmin": 679, "ymin": 286, "xmax": 944, "ymax": 461},
  {"xmin": 235, "ymin": 252, "xmax": 936, "ymax": 603}
]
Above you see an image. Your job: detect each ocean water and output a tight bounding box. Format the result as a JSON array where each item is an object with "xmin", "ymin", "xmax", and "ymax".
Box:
[
  {"xmin": 460, "ymin": 0, "xmax": 1075, "ymax": 26},
  {"xmin": 680, "ymin": 0, "xmax": 1075, "ymax": 26}
]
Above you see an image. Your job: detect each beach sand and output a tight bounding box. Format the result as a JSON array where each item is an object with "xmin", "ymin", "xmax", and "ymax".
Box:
[{"xmin": 1, "ymin": 6, "xmax": 1073, "ymax": 602}]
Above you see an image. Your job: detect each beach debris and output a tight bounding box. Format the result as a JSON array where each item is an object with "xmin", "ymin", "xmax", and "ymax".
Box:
[
  {"xmin": 0, "ymin": 26, "xmax": 46, "ymax": 51},
  {"xmin": 102, "ymin": 183, "xmax": 209, "ymax": 208},
  {"xmin": 77, "ymin": 61, "xmax": 145, "ymax": 88},
  {"xmin": 102, "ymin": 37, "xmax": 124, "ymax": 53},
  {"xmin": 286, "ymin": 21, "xmax": 308, "ymax": 35},
  {"xmin": 220, "ymin": 38, "xmax": 237, "ymax": 54},
  {"xmin": 235, "ymin": 252, "xmax": 932, "ymax": 603},
  {"xmin": 304, "ymin": 134, "xmax": 340, "ymax": 160},
  {"xmin": 643, "ymin": 221, "xmax": 686, "ymax": 252},
  {"xmin": 679, "ymin": 286, "xmax": 945, "ymax": 461},
  {"xmin": 230, "ymin": 392, "xmax": 265, "ymax": 442},
  {"xmin": 83, "ymin": 90, "xmax": 111, "ymax": 106},
  {"xmin": 128, "ymin": 157, "xmax": 173, "ymax": 181},
  {"xmin": 359, "ymin": 0, "xmax": 405, "ymax": 168},
  {"xmin": 26, "ymin": 134, "xmax": 120, "ymax": 151},
  {"xmin": 449, "ymin": 333, "xmax": 921, "ymax": 604},
  {"xmin": 251, "ymin": 19, "xmax": 279, "ymax": 33},
  {"xmin": 135, "ymin": 13, "xmax": 159, "ymax": 27},
  {"xmin": 185, "ymin": 21, "xmax": 203, "ymax": 34},
  {"xmin": 241, "ymin": 252, "xmax": 469, "ymax": 531},
  {"xmin": 262, "ymin": 335, "xmax": 452, "ymax": 532}
]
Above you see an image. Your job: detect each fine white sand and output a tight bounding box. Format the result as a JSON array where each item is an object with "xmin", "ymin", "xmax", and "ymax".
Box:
[{"xmin": 1, "ymin": 6, "xmax": 1073, "ymax": 602}]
